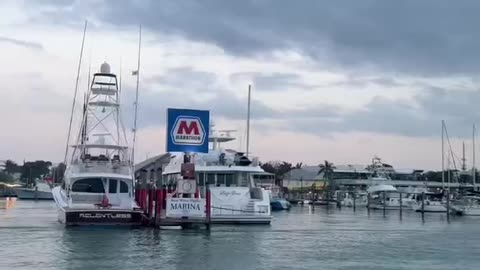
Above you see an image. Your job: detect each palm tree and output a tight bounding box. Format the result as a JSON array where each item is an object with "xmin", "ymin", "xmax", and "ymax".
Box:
[
  {"xmin": 318, "ymin": 160, "xmax": 336, "ymax": 201},
  {"xmin": 318, "ymin": 160, "xmax": 335, "ymax": 181}
]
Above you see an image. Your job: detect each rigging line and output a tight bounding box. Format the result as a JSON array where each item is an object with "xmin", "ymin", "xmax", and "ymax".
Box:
[
  {"xmin": 443, "ymin": 123, "xmax": 458, "ymax": 171},
  {"xmin": 85, "ymin": 107, "xmax": 115, "ymax": 134},
  {"xmin": 64, "ymin": 20, "xmax": 88, "ymax": 164},
  {"xmin": 72, "ymin": 76, "xmax": 94, "ymax": 162}
]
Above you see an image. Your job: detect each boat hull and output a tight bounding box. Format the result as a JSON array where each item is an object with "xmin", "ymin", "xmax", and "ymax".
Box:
[
  {"xmin": 59, "ymin": 208, "xmax": 144, "ymax": 226},
  {"xmin": 413, "ymin": 204, "xmax": 447, "ymax": 213},
  {"xmin": 14, "ymin": 188, "xmax": 53, "ymax": 200},
  {"xmin": 270, "ymin": 198, "xmax": 291, "ymax": 211},
  {"xmin": 210, "ymin": 215, "xmax": 271, "ymax": 224}
]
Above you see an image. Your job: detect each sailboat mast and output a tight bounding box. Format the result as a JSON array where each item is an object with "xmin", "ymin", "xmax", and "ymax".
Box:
[
  {"xmin": 64, "ymin": 20, "xmax": 87, "ymax": 164},
  {"xmin": 246, "ymin": 84, "xmax": 251, "ymax": 157},
  {"xmin": 442, "ymin": 120, "xmax": 445, "ymax": 189},
  {"xmin": 462, "ymin": 141, "xmax": 466, "ymax": 171},
  {"xmin": 132, "ymin": 25, "xmax": 142, "ymax": 166},
  {"xmin": 473, "ymin": 124, "xmax": 476, "ymax": 187}
]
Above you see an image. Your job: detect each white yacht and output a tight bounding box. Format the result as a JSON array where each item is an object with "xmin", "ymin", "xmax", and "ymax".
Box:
[
  {"xmin": 52, "ymin": 63, "xmax": 143, "ymax": 226},
  {"xmin": 14, "ymin": 180, "xmax": 53, "ymax": 200},
  {"xmin": 162, "ymin": 128, "xmax": 272, "ymax": 224}
]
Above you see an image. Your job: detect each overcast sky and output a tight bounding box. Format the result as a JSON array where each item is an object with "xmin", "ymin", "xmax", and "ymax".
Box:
[{"xmin": 2, "ymin": 0, "xmax": 480, "ymax": 170}]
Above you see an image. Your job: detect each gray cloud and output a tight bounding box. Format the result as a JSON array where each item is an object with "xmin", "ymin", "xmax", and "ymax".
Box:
[
  {"xmin": 0, "ymin": 36, "xmax": 44, "ymax": 50},
  {"xmin": 289, "ymin": 87, "xmax": 480, "ymax": 138},
  {"xmin": 25, "ymin": 0, "xmax": 480, "ymax": 75},
  {"xmin": 146, "ymin": 67, "xmax": 218, "ymax": 93},
  {"xmin": 230, "ymin": 72, "xmax": 318, "ymax": 92}
]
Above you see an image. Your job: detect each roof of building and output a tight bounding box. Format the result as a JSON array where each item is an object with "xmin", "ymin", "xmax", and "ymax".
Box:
[{"xmin": 134, "ymin": 153, "xmax": 171, "ymax": 173}]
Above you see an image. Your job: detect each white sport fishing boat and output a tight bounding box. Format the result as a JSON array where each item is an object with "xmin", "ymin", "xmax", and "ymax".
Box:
[
  {"xmin": 52, "ymin": 62, "xmax": 143, "ymax": 226},
  {"xmin": 162, "ymin": 128, "xmax": 272, "ymax": 224}
]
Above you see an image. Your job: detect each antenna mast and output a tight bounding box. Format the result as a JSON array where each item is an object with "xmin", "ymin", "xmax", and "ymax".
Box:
[
  {"xmin": 132, "ymin": 25, "xmax": 142, "ymax": 166},
  {"xmin": 64, "ymin": 20, "xmax": 87, "ymax": 164}
]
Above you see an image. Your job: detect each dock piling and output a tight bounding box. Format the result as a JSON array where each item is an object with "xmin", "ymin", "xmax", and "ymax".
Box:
[
  {"xmin": 353, "ymin": 192, "xmax": 356, "ymax": 212},
  {"xmin": 446, "ymin": 190, "xmax": 450, "ymax": 222},
  {"xmin": 421, "ymin": 192, "xmax": 425, "ymax": 220},
  {"xmin": 383, "ymin": 191, "xmax": 386, "ymax": 216},
  {"xmin": 399, "ymin": 192, "xmax": 403, "ymax": 219}
]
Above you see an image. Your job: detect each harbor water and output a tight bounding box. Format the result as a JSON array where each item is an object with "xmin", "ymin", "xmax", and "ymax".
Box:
[{"xmin": 1, "ymin": 201, "xmax": 479, "ymax": 270}]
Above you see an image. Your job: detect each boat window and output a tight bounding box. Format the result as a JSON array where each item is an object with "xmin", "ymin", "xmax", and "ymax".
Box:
[
  {"xmin": 120, "ymin": 181, "xmax": 129, "ymax": 193},
  {"xmin": 198, "ymin": 173, "xmax": 205, "ymax": 186},
  {"xmin": 72, "ymin": 178, "xmax": 105, "ymax": 193},
  {"xmin": 238, "ymin": 172, "xmax": 248, "ymax": 187},
  {"xmin": 225, "ymin": 174, "xmax": 235, "ymax": 187},
  {"xmin": 108, "ymin": 179, "xmax": 117, "ymax": 193},
  {"xmin": 217, "ymin": 174, "xmax": 226, "ymax": 186},
  {"xmin": 207, "ymin": 173, "xmax": 215, "ymax": 186}
]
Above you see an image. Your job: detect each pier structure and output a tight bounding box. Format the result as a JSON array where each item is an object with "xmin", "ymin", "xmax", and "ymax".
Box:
[{"xmin": 134, "ymin": 153, "xmax": 212, "ymax": 229}]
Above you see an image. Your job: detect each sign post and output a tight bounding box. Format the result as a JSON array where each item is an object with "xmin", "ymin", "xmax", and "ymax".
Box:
[{"xmin": 164, "ymin": 108, "xmax": 210, "ymax": 227}]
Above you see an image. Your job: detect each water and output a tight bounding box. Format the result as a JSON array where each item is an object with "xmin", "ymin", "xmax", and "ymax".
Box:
[{"xmin": 1, "ymin": 201, "xmax": 479, "ymax": 270}]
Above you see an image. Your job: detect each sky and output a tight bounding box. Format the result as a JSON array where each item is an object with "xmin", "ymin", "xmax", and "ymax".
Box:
[{"xmin": 1, "ymin": 0, "xmax": 480, "ymax": 170}]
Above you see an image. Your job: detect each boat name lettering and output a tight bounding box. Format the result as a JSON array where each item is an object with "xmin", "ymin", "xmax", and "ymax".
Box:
[
  {"xmin": 78, "ymin": 213, "xmax": 132, "ymax": 219},
  {"xmin": 219, "ymin": 191, "xmax": 242, "ymax": 196}
]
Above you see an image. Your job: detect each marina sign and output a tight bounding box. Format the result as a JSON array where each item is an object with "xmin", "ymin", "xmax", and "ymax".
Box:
[
  {"xmin": 166, "ymin": 198, "xmax": 206, "ymax": 218},
  {"xmin": 166, "ymin": 108, "xmax": 210, "ymax": 153}
]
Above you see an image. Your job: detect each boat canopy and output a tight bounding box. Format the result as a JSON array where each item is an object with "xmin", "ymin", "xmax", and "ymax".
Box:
[{"xmin": 367, "ymin": 184, "xmax": 397, "ymax": 193}]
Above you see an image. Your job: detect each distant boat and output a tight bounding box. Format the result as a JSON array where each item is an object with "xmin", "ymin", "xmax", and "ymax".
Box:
[
  {"xmin": 412, "ymin": 192, "xmax": 447, "ymax": 213},
  {"xmin": 13, "ymin": 180, "xmax": 53, "ymax": 200},
  {"xmin": 449, "ymin": 196, "xmax": 480, "ymax": 216},
  {"xmin": 270, "ymin": 197, "xmax": 291, "ymax": 211}
]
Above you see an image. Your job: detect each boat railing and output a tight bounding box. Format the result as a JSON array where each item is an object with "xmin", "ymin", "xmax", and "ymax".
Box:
[{"xmin": 69, "ymin": 160, "xmax": 131, "ymax": 175}]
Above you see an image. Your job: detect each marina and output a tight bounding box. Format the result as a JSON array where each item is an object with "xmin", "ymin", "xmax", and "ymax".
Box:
[
  {"xmin": 1, "ymin": 200, "xmax": 480, "ymax": 270},
  {"xmin": 4, "ymin": 1, "xmax": 480, "ymax": 269}
]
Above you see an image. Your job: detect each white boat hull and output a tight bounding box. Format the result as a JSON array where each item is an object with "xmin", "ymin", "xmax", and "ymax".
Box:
[
  {"xmin": 53, "ymin": 186, "xmax": 143, "ymax": 226},
  {"xmin": 413, "ymin": 203, "xmax": 447, "ymax": 213},
  {"xmin": 14, "ymin": 188, "xmax": 53, "ymax": 200},
  {"xmin": 449, "ymin": 205, "xmax": 480, "ymax": 216}
]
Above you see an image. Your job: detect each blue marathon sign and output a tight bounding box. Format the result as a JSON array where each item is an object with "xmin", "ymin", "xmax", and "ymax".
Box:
[{"xmin": 166, "ymin": 108, "xmax": 210, "ymax": 153}]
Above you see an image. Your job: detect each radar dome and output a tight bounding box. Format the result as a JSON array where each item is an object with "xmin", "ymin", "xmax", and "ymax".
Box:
[{"xmin": 100, "ymin": 62, "xmax": 111, "ymax": 74}]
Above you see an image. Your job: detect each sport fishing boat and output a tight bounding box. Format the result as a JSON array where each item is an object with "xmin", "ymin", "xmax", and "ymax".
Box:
[
  {"xmin": 52, "ymin": 62, "xmax": 143, "ymax": 226},
  {"xmin": 162, "ymin": 128, "xmax": 272, "ymax": 224}
]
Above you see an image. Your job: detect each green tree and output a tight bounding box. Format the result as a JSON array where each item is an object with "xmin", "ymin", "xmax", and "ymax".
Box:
[
  {"xmin": 21, "ymin": 160, "xmax": 52, "ymax": 183},
  {"xmin": 0, "ymin": 171, "xmax": 13, "ymax": 182},
  {"xmin": 3, "ymin": 160, "xmax": 20, "ymax": 175},
  {"xmin": 53, "ymin": 163, "xmax": 66, "ymax": 183},
  {"xmin": 261, "ymin": 161, "xmax": 294, "ymax": 186},
  {"xmin": 318, "ymin": 160, "xmax": 336, "ymax": 201}
]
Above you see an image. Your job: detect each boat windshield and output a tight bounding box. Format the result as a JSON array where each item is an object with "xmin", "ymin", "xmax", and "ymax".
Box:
[
  {"xmin": 253, "ymin": 174, "xmax": 274, "ymax": 188},
  {"xmin": 71, "ymin": 178, "xmax": 130, "ymax": 194}
]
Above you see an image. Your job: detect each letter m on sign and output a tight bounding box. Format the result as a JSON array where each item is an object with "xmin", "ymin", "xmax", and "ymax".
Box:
[
  {"xmin": 178, "ymin": 120, "xmax": 200, "ymax": 135},
  {"xmin": 167, "ymin": 108, "xmax": 209, "ymax": 153}
]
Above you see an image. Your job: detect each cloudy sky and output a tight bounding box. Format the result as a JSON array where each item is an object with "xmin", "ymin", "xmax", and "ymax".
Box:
[{"xmin": 2, "ymin": 0, "xmax": 480, "ymax": 170}]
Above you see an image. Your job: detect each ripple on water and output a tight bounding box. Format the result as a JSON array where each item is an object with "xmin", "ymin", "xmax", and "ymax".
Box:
[{"xmin": 1, "ymin": 201, "xmax": 479, "ymax": 270}]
